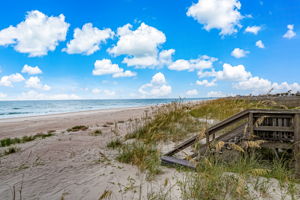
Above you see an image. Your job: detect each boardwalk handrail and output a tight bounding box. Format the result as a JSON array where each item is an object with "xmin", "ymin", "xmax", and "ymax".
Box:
[
  {"xmin": 162, "ymin": 109, "xmax": 300, "ymax": 174},
  {"xmin": 164, "ymin": 109, "xmax": 300, "ymax": 157}
]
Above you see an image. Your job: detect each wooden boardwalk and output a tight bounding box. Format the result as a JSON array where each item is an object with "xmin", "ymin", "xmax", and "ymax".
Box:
[{"xmin": 161, "ymin": 109, "xmax": 300, "ymax": 176}]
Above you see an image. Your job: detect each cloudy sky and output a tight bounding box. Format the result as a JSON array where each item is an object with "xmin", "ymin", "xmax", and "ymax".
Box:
[{"xmin": 0, "ymin": 0, "xmax": 299, "ymax": 100}]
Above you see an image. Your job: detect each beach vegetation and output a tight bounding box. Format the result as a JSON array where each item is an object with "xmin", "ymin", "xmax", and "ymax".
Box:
[
  {"xmin": 0, "ymin": 133, "xmax": 54, "ymax": 147},
  {"xmin": 90, "ymin": 129, "xmax": 102, "ymax": 136},
  {"xmin": 67, "ymin": 125, "xmax": 88, "ymax": 132},
  {"xmin": 189, "ymin": 98, "xmax": 291, "ymax": 121},
  {"xmin": 0, "ymin": 146, "xmax": 20, "ymax": 156},
  {"xmin": 113, "ymin": 97, "xmax": 300, "ymax": 198},
  {"xmin": 126, "ymin": 102, "xmax": 203, "ymax": 143},
  {"xmin": 117, "ymin": 141, "xmax": 161, "ymax": 179},
  {"xmin": 106, "ymin": 138, "xmax": 122, "ymax": 149}
]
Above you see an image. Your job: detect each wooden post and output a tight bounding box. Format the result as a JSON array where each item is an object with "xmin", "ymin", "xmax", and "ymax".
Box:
[
  {"xmin": 294, "ymin": 114, "xmax": 300, "ymax": 178},
  {"xmin": 206, "ymin": 130, "xmax": 210, "ymax": 151},
  {"xmin": 248, "ymin": 112, "xmax": 253, "ymax": 139}
]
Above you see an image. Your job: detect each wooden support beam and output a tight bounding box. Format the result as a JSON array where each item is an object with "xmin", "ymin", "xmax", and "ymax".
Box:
[
  {"xmin": 253, "ymin": 126, "xmax": 294, "ymax": 132},
  {"xmin": 248, "ymin": 112, "xmax": 253, "ymax": 139},
  {"xmin": 294, "ymin": 114, "xmax": 300, "ymax": 178},
  {"xmin": 161, "ymin": 156, "xmax": 196, "ymax": 169}
]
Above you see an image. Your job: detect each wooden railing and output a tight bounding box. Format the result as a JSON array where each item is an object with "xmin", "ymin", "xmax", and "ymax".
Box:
[{"xmin": 161, "ymin": 109, "xmax": 300, "ymax": 176}]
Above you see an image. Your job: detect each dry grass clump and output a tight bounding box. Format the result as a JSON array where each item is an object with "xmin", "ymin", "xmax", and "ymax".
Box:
[
  {"xmin": 190, "ymin": 98, "xmax": 288, "ymax": 121},
  {"xmin": 89, "ymin": 129, "xmax": 102, "ymax": 136},
  {"xmin": 177, "ymin": 152, "xmax": 298, "ymax": 200},
  {"xmin": 67, "ymin": 125, "xmax": 88, "ymax": 132},
  {"xmin": 106, "ymin": 138, "xmax": 122, "ymax": 149},
  {"xmin": 0, "ymin": 133, "xmax": 54, "ymax": 147},
  {"xmin": 117, "ymin": 141, "xmax": 161, "ymax": 179},
  {"xmin": 126, "ymin": 102, "xmax": 203, "ymax": 143}
]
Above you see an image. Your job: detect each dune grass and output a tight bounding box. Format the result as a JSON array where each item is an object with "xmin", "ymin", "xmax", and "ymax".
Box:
[
  {"xmin": 115, "ymin": 97, "xmax": 299, "ymax": 198},
  {"xmin": 0, "ymin": 133, "xmax": 54, "ymax": 147},
  {"xmin": 106, "ymin": 138, "xmax": 122, "ymax": 149},
  {"xmin": 67, "ymin": 125, "xmax": 88, "ymax": 132},
  {"xmin": 117, "ymin": 142, "xmax": 161, "ymax": 179},
  {"xmin": 90, "ymin": 129, "xmax": 102, "ymax": 136},
  {"xmin": 189, "ymin": 98, "xmax": 291, "ymax": 121},
  {"xmin": 126, "ymin": 102, "xmax": 203, "ymax": 143}
]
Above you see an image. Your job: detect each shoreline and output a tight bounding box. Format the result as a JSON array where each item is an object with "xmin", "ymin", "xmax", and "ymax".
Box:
[
  {"xmin": 0, "ymin": 105, "xmax": 150, "ymax": 139},
  {"xmin": 0, "ymin": 98, "xmax": 208, "ymax": 120},
  {"xmin": 0, "ymin": 105, "xmax": 150, "ymax": 122}
]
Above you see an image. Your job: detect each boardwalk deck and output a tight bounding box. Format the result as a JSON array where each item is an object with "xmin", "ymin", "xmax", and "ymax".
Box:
[{"xmin": 161, "ymin": 109, "xmax": 300, "ymax": 176}]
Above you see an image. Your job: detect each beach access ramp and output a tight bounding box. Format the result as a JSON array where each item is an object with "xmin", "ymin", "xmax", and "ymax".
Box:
[{"xmin": 161, "ymin": 109, "xmax": 300, "ymax": 176}]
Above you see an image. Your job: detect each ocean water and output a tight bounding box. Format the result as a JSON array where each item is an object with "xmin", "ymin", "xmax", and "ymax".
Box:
[{"xmin": 0, "ymin": 98, "xmax": 208, "ymax": 119}]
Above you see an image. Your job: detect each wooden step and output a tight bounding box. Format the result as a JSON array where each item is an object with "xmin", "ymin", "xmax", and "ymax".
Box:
[
  {"xmin": 164, "ymin": 135, "xmax": 198, "ymax": 156},
  {"xmin": 161, "ymin": 156, "xmax": 196, "ymax": 169}
]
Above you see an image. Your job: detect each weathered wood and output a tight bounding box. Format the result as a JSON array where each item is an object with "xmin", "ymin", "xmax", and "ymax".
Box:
[
  {"xmin": 294, "ymin": 114, "xmax": 300, "ymax": 178},
  {"xmin": 161, "ymin": 156, "xmax": 196, "ymax": 169},
  {"xmin": 161, "ymin": 109, "xmax": 300, "ymax": 170},
  {"xmin": 206, "ymin": 109, "xmax": 249, "ymax": 134},
  {"xmin": 248, "ymin": 112, "xmax": 254, "ymax": 139},
  {"xmin": 254, "ymin": 126, "xmax": 294, "ymax": 132},
  {"xmin": 165, "ymin": 135, "xmax": 198, "ymax": 156},
  {"xmin": 261, "ymin": 142, "xmax": 293, "ymax": 149}
]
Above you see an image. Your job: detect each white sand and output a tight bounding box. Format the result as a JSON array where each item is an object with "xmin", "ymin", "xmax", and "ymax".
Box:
[
  {"xmin": 0, "ymin": 106, "xmax": 298, "ymax": 200},
  {"xmin": 0, "ymin": 107, "xmax": 182, "ymax": 200}
]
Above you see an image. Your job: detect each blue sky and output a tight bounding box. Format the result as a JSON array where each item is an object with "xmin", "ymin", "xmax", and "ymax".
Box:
[{"xmin": 0, "ymin": 0, "xmax": 299, "ymax": 100}]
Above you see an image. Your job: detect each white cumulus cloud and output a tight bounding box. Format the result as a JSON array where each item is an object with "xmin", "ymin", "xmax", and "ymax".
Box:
[
  {"xmin": 283, "ymin": 24, "xmax": 296, "ymax": 39},
  {"xmin": 207, "ymin": 91, "xmax": 226, "ymax": 97},
  {"xmin": 139, "ymin": 72, "xmax": 172, "ymax": 97},
  {"xmin": 91, "ymin": 88, "xmax": 115, "ymax": 96},
  {"xmin": 255, "ymin": 40, "xmax": 265, "ymax": 48},
  {"xmin": 168, "ymin": 55, "xmax": 217, "ymax": 71},
  {"xmin": 20, "ymin": 90, "xmax": 80, "ymax": 100},
  {"xmin": 0, "ymin": 93, "xmax": 7, "ymax": 98},
  {"xmin": 235, "ymin": 77, "xmax": 300, "ymax": 94},
  {"xmin": 196, "ymin": 79, "xmax": 216, "ymax": 87},
  {"xmin": 216, "ymin": 63, "xmax": 251, "ymax": 81},
  {"xmin": 25, "ymin": 76, "xmax": 51, "ymax": 90},
  {"xmin": 231, "ymin": 48, "xmax": 249, "ymax": 58},
  {"xmin": 63, "ymin": 23, "xmax": 114, "ymax": 55},
  {"xmin": 0, "ymin": 10, "xmax": 69, "ymax": 57},
  {"xmin": 108, "ymin": 23, "xmax": 167, "ymax": 68},
  {"xmin": 186, "ymin": 89, "xmax": 198, "ymax": 96},
  {"xmin": 187, "ymin": 0, "xmax": 243, "ymax": 35},
  {"xmin": 0, "ymin": 73, "xmax": 25, "ymax": 87},
  {"xmin": 21, "ymin": 64, "xmax": 42, "ymax": 74},
  {"xmin": 92, "ymin": 59, "xmax": 136, "ymax": 78},
  {"xmin": 245, "ymin": 26, "xmax": 261, "ymax": 34}
]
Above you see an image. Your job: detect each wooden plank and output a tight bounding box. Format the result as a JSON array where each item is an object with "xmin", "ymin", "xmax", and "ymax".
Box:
[
  {"xmin": 253, "ymin": 114, "xmax": 293, "ymax": 119},
  {"xmin": 294, "ymin": 114, "xmax": 300, "ymax": 178},
  {"xmin": 250, "ymin": 109, "xmax": 300, "ymax": 114},
  {"xmin": 261, "ymin": 142, "xmax": 293, "ymax": 149},
  {"xmin": 197, "ymin": 123, "xmax": 247, "ymax": 155},
  {"xmin": 206, "ymin": 109, "xmax": 249, "ymax": 134},
  {"xmin": 164, "ymin": 135, "xmax": 198, "ymax": 156},
  {"xmin": 254, "ymin": 126, "xmax": 294, "ymax": 132},
  {"xmin": 248, "ymin": 112, "xmax": 253, "ymax": 139},
  {"xmin": 161, "ymin": 156, "xmax": 196, "ymax": 169}
]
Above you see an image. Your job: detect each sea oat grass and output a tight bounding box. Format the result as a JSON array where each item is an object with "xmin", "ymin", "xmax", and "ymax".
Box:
[
  {"xmin": 117, "ymin": 141, "xmax": 161, "ymax": 178},
  {"xmin": 0, "ymin": 133, "xmax": 54, "ymax": 147}
]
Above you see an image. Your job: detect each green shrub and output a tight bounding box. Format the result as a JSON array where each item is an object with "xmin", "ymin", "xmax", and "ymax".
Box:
[
  {"xmin": 67, "ymin": 125, "xmax": 88, "ymax": 132},
  {"xmin": 106, "ymin": 138, "xmax": 122, "ymax": 149}
]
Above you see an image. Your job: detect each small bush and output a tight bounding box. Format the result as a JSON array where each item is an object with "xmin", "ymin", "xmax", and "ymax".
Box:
[
  {"xmin": 106, "ymin": 139, "xmax": 122, "ymax": 149},
  {"xmin": 117, "ymin": 142, "xmax": 161, "ymax": 178},
  {"xmin": 0, "ymin": 133, "xmax": 54, "ymax": 147},
  {"xmin": 4, "ymin": 146, "xmax": 20, "ymax": 155},
  {"xmin": 67, "ymin": 125, "xmax": 88, "ymax": 132},
  {"xmin": 90, "ymin": 129, "xmax": 102, "ymax": 136},
  {"xmin": 126, "ymin": 102, "xmax": 202, "ymax": 143}
]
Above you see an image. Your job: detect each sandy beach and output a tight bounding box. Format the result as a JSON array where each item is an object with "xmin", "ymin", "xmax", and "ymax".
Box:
[{"xmin": 0, "ymin": 106, "xmax": 181, "ymax": 200}]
